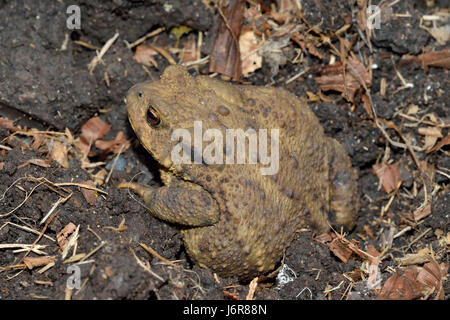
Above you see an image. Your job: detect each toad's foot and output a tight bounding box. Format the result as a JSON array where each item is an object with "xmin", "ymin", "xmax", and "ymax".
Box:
[
  {"xmin": 117, "ymin": 179, "xmax": 219, "ymax": 227},
  {"xmin": 327, "ymin": 139, "xmax": 360, "ymax": 230}
]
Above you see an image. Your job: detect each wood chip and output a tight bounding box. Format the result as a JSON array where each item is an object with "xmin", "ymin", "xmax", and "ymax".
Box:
[{"xmin": 23, "ymin": 256, "xmax": 56, "ymax": 270}]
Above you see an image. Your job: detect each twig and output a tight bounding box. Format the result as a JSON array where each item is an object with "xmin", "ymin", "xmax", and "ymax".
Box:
[
  {"xmin": 140, "ymin": 243, "xmax": 176, "ymax": 265},
  {"xmin": 105, "ymin": 144, "xmax": 125, "ymax": 184},
  {"xmin": 130, "ymin": 247, "xmax": 164, "ymax": 282},
  {"xmin": 407, "ymin": 228, "xmax": 432, "ymax": 250},
  {"xmin": 19, "ymin": 213, "xmax": 58, "ymax": 263},
  {"xmin": 40, "ymin": 194, "xmax": 72, "ymax": 225},
  {"xmin": 79, "ymin": 242, "xmax": 105, "ymax": 263},
  {"xmin": 3, "ymin": 222, "xmax": 55, "ymax": 242},
  {"xmin": 126, "ymin": 27, "xmax": 165, "ymax": 49},
  {"xmin": 88, "ymin": 33, "xmax": 119, "ymax": 74}
]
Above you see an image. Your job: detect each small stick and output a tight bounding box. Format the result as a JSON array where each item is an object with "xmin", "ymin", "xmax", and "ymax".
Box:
[
  {"xmin": 105, "ymin": 144, "xmax": 125, "ymax": 184},
  {"xmin": 88, "ymin": 33, "xmax": 119, "ymax": 74},
  {"xmin": 140, "ymin": 243, "xmax": 175, "ymax": 265},
  {"xmin": 5, "ymin": 222, "xmax": 55, "ymax": 242},
  {"xmin": 130, "ymin": 248, "xmax": 164, "ymax": 282},
  {"xmin": 407, "ymin": 228, "xmax": 432, "ymax": 250},
  {"xmin": 126, "ymin": 27, "xmax": 165, "ymax": 49},
  {"xmin": 74, "ymin": 40, "xmax": 102, "ymax": 51}
]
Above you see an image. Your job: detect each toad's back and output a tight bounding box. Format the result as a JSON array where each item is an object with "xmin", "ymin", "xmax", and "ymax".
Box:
[{"xmin": 177, "ymin": 75, "xmax": 359, "ymax": 279}]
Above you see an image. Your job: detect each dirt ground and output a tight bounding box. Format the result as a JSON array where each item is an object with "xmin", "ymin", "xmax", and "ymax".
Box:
[{"xmin": 0, "ymin": 0, "xmax": 448, "ymax": 300}]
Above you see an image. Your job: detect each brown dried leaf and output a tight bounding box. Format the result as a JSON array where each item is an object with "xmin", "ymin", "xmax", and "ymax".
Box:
[
  {"xmin": 23, "ymin": 256, "xmax": 55, "ymax": 270},
  {"xmin": 398, "ymin": 253, "xmax": 431, "ymax": 266},
  {"xmin": 314, "ymin": 232, "xmax": 334, "ymax": 244},
  {"xmin": 240, "ymin": 30, "xmax": 263, "ymax": 76},
  {"xmin": 56, "ymin": 222, "xmax": 77, "ymax": 251},
  {"xmin": 30, "ymin": 131, "xmax": 45, "ymax": 150},
  {"xmin": 416, "ymin": 261, "xmax": 446, "ymax": 300},
  {"xmin": 51, "ymin": 140, "xmax": 69, "ymax": 168},
  {"xmin": 366, "ymin": 245, "xmax": 381, "ymax": 259},
  {"xmin": 18, "ymin": 158, "xmax": 52, "ymax": 169},
  {"xmin": 76, "ymin": 117, "xmax": 111, "ymax": 157},
  {"xmin": 209, "ymin": 0, "xmax": 245, "ymax": 80},
  {"xmin": 377, "ymin": 266, "xmax": 424, "ymax": 300},
  {"xmin": 315, "ymin": 55, "xmax": 371, "ymax": 103},
  {"xmin": 378, "ymin": 260, "xmax": 447, "ymax": 300},
  {"xmin": 134, "ymin": 45, "xmax": 158, "ymax": 67},
  {"xmin": 79, "ymin": 180, "xmax": 97, "ymax": 206},
  {"xmin": 418, "ymin": 126, "xmax": 443, "ymax": 137},
  {"xmin": 329, "ymin": 238, "xmax": 353, "ymax": 263},
  {"xmin": 95, "ymin": 131, "xmax": 130, "ymax": 155},
  {"xmin": 291, "ymin": 33, "xmax": 323, "ymax": 59},
  {"xmin": 426, "ymin": 134, "xmax": 450, "ymax": 154},
  {"xmin": 372, "ymin": 162, "xmax": 402, "ymax": 193},
  {"xmin": 413, "ymin": 204, "xmax": 432, "ymax": 222},
  {"xmin": 80, "ymin": 117, "xmax": 111, "ymax": 143},
  {"xmin": 400, "ymin": 49, "xmax": 450, "ymax": 70}
]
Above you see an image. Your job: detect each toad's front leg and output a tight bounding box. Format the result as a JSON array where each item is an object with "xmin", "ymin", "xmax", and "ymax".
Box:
[{"xmin": 117, "ymin": 176, "xmax": 219, "ymax": 227}]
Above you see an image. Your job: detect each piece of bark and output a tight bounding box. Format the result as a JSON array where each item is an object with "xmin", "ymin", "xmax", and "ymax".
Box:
[{"xmin": 209, "ymin": 0, "xmax": 245, "ymax": 81}]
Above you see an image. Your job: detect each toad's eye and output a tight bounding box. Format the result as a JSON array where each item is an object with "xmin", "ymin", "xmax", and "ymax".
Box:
[{"xmin": 147, "ymin": 106, "xmax": 161, "ymax": 127}]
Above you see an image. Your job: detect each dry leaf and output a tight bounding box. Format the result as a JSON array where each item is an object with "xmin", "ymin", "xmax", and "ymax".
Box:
[
  {"xmin": 209, "ymin": 0, "xmax": 245, "ymax": 80},
  {"xmin": 378, "ymin": 266, "xmax": 424, "ymax": 300},
  {"xmin": 426, "ymin": 134, "xmax": 450, "ymax": 154},
  {"xmin": 134, "ymin": 45, "xmax": 158, "ymax": 67},
  {"xmin": 23, "ymin": 256, "xmax": 55, "ymax": 270},
  {"xmin": 363, "ymin": 225, "xmax": 376, "ymax": 240},
  {"xmin": 400, "ymin": 49, "xmax": 450, "ymax": 70},
  {"xmin": 93, "ymin": 168, "xmax": 108, "ymax": 186},
  {"xmin": 378, "ymin": 260, "xmax": 447, "ymax": 300},
  {"xmin": 291, "ymin": 33, "xmax": 323, "ymax": 59},
  {"xmin": 372, "ymin": 162, "xmax": 402, "ymax": 193},
  {"xmin": 95, "ymin": 131, "xmax": 130, "ymax": 156},
  {"xmin": 240, "ymin": 30, "xmax": 263, "ymax": 76},
  {"xmin": 79, "ymin": 180, "xmax": 97, "ymax": 205},
  {"xmin": 398, "ymin": 253, "xmax": 431, "ymax": 266},
  {"xmin": 18, "ymin": 158, "xmax": 52, "ymax": 169},
  {"xmin": 329, "ymin": 238, "xmax": 353, "ymax": 263},
  {"xmin": 57, "ymin": 222, "xmax": 77, "ymax": 251},
  {"xmin": 51, "ymin": 140, "xmax": 69, "ymax": 168},
  {"xmin": 76, "ymin": 117, "xmax": 111, "ymax": 158},
  {"xmin": 416, "ymin": 261, "xmax": 447, "ymax": 300},
  {"xmin": 413, "ymin": 204, "xmax": 432, "ymax": 222},
  {"xmin": 418, "ymin": 126, "xmax": 442, "ymax": 138},
  {"xmin": 315, "ymin": 55, "xmax": 371, "ymax": 103}
]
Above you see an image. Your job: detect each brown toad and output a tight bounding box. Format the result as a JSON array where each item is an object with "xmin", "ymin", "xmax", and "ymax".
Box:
[{"xmin": 118, "ymin": 65, "xmax": 359, "ymax": 280}]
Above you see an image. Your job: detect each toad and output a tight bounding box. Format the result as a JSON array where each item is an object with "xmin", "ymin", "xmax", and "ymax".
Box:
[{"xmin": 118, "ymin": 65, "xmax": 359, "ymax": 280}]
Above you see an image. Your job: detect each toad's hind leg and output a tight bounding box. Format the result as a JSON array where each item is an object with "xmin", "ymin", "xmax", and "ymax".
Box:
[
  {"xmin": 117, "ymin": 179, "xmax": 219, "ymax": 227},
  {"xmin": 327, "ymin": 138, "xmax": 360, "ymax": 230}
]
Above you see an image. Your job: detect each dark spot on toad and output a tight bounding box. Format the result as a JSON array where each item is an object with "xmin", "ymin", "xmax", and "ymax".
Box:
[{"xmin": 217, "ymin": 105, "xmax": 230, "ymax": 116}]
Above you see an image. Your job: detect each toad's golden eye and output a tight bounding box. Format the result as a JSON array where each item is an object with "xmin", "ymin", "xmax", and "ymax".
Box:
[{"xmin": 147, "ymin": 106, "xmax": 161, "ymax": 127}]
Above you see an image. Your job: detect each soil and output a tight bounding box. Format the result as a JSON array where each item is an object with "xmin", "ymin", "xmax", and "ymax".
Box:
[{"xmin": 0, "ymin": 0, "xmax": 448, "ymax": 300}]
